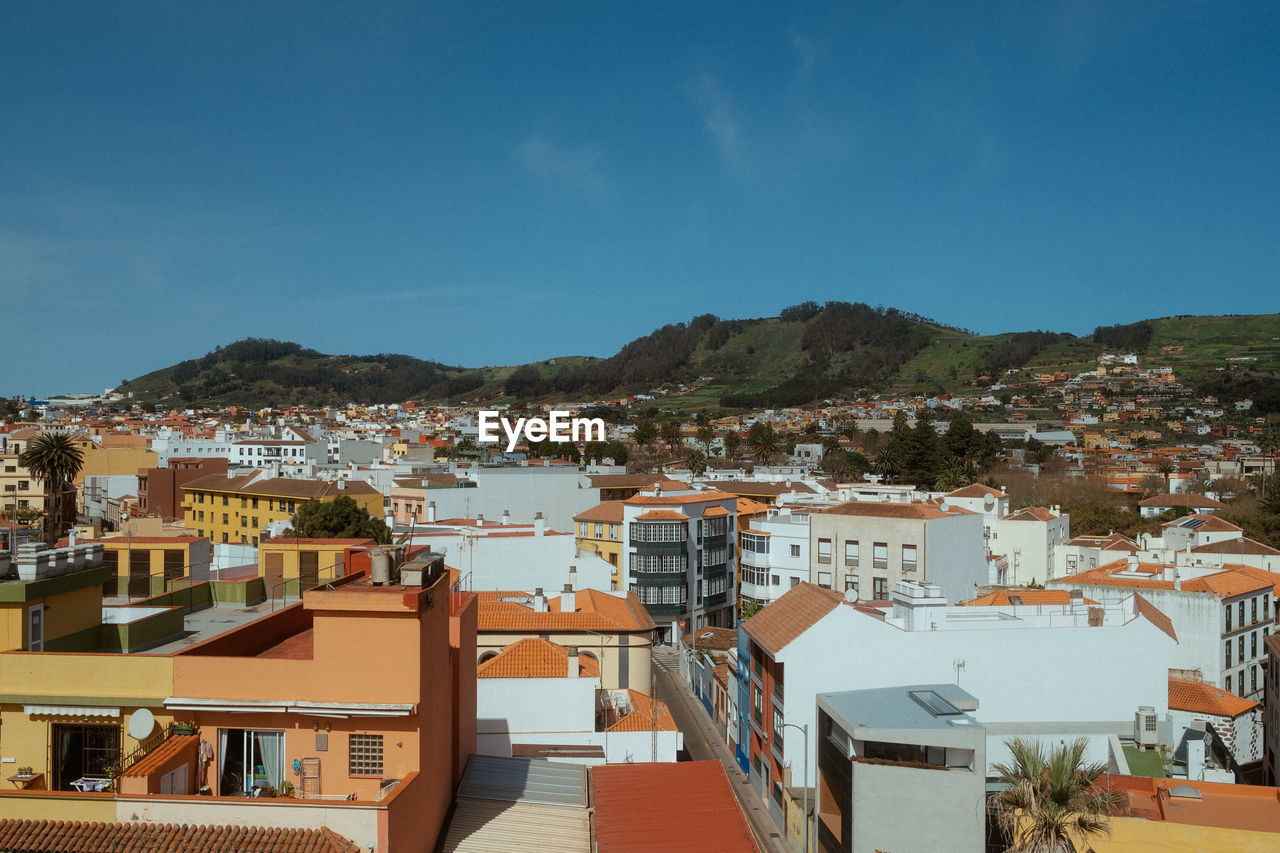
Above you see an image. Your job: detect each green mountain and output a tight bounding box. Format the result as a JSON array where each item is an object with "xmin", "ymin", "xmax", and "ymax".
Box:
[{"xmin": 115, "ymin": 307, "xmax": 1280, "ymax": 412}]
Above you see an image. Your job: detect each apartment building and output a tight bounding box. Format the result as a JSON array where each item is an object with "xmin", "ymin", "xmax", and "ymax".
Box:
[
  {"xmin": 182, "ymin": 472, "xmax": 381, "ymax": 545},
  {"xmin": 573, "ymin": 501, "xmax": 623, "ymax": 584},
  {"xmin": 621, "ymin": 486, "xmax": 738, "ymax": 640},
  {"xmin": 808, "ymin": 501, "xmax": 987, "ymax": 603},
  {"xmin": 739, "ymin": 508, "xmax": 811, "ymax": 609},
  {"xmin": 1049, "ymin": 557, "xmax": 1276, "ymax": 699}
]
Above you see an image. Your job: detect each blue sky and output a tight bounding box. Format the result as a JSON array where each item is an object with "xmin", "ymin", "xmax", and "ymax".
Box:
[{"xmin": 3, "ymin": 2, "xmax": 1278, "ymax": 397}]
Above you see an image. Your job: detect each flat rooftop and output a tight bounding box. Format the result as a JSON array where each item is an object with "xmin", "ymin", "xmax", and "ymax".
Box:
[{"xmin": 818, "ymin": 683, "xmax": 981, "ymax": 731}]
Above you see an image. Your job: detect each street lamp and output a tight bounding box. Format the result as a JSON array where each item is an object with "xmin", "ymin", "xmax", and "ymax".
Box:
[{"xmin": 781, "ymin": 721, "xmax": 810, "ymax": 853}]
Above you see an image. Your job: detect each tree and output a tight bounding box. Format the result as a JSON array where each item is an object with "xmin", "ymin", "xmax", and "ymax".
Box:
[
  {"xmin": 18, "ymin": 432, "xmax": 85, "ymax": 545},
  {"xmin": 287, "ymin": 495, "xmax": 391, "ymax": 544},
  {"xmin": 723, "ymin": 430, "xmax": 742, "ymax": 459},
  {"xmin": 748, "ymin": 422, "xmax": 779, "ymax": 463},
  {"xmin": 661, "ymin": 419, "xmax": 684, "ymax": 451},
  {"xmin": 935, "ymin": 460, "xmax": 971, "ymax": 492},
  {"xmin": 695, "ymin": 425, "xmax": 716, "ymax": 455},
  {"xmin": 989, "ymin": 737, "xmax": 1124, "ymax": 852},
  {"xmin": 1262, "ymin": 476, "xmax": 1280, "ymax": 516},
  {"xmin": 1155, "ymin": 460, "xmax": 1175, "ymax": 493},
  {"xmin": 632, "ymin": 419, "xmax": 657, "ymax": 449},
  {"xmin": 685, "ymin": 449, "xmax": 708, "ymax": 476}
]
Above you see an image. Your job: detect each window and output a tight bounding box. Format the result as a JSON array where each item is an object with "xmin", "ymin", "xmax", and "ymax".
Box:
[
  {"xmin": 789, "ymin": 544, "xmax": 800, "ymax": 558},
  {"xmin": 844, "ymin": 541, "xmax": 859, "ymax": 567},
  {"xmin": 789, "ymin": 576, "xmax": 798, "ymax": 587},
  {"xmin": 1066, "ymin": 555, "xmax": 1078, "ymax": 572},
  {"xmin": 753, "ymin": 685, "xmax": 763, "ymax": 725},
  {"xmin": 1226, "ymin": 674, "xmax": 1232, "ymax": 693},
  {"xmin": 222, "ymin": 513, "xmax": 229, "ymax": 524},
  {"xmin": 630, "ymin": 522, "xmax": 687, "ymax": 542},
  {"xmin": 51, "ymin": 723, "xmax": 119, "ymax": 790},
  {"xmin": 198, "ymin": 493, "xmax": 205, "ymax": 504},
  {"xmin": 1251, "ymin": 631, "xmax": 1257, "ymax": 659},
  {"xmin": 221, "ymin": 533, "xmax": 228, "ymax": 543},
  {"xmin": 873, "ymin": 577, "xmax": 888, "ymax": 601},
  {"xmin": 223, "ymin": 495, "xmax": 229, "ymax": 506},
  {"xmin": 349, "ymin": 734, "xmax": 384, "ymax": 776},
  {"xmin": 594, "ymin": 523, "xmax": 603, "ymax": 538},
  {"xmin": 252, "ymin": 517, "xmax": 259, "ymax": 528},
  {"xmin": 218, "ymin": 728, "xmax": 284, "ymax": 795},
  {"xmin": 1226, "ymin": 604, "xmax": 1232, "ymax": 632},
  {"xmin": 817, "ymin": 538, "xmax": 832, "ymax": 564},
  {"xmin": 1239, "ymin": 601, "xmax": 1246, "ymax": 628},
  {"xmin": 17, "ymin": 480, "xmax": 28, "ymax": 490},
  {"xmin": 901, "ymin": 544, "xmax": 918, "ymax": 573},
  {"xmin": 1252, "ymin": 665, "xmax": 1258, "ymax": 694},
  {"xmin": 818, "ymin": 571, "xmax": 832, "ymax": 589},
  {"xmin": 252, "ymin": 498, "xmax": 259, "ymax": 509},
  {"xmin": 241, "ymin": 517, "xmax": 248, "ymax": 527},
  {"xmin": 197, "ymin": 529, "xmax": 204, "ymax": 537},
  {"xmin": 610, "ymin": 524, "xmax": 618, "ymax": 540},
  {"xmin": 630, "ymin": 553, "xmax": 688, "ymax": 574},
  {"xmin": 1252, "ymin": 597, "xmax": 1258, "ymax": 624},
  {"xmin": 1226, "ymin": 640, "xmax": 1233, "ymax": 667},
  {"xmin": 578, "ymin": 522, "xmax": 587, "ymax": 537},
  {"xmin": 198, "ymin": 511, "xmax": 204, "ymax": 521},
  {"xmin": 773, "ymin": 707, "xmax": 785, "ymax": 747},
  {"xmin": 845, "ymin": 577, "xmax": 858, "ymax": 596},
  {"xmin": 873, "ymin": 542, "xmax": 888, "ymax": 570},
  {"xmin": 1239, "ymin": 636, "xmax": 1245, "ymax": 663}
]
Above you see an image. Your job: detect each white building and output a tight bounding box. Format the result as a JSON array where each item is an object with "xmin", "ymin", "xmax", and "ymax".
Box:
[
  {"xmin": 1048, "ymin": 557, "xmax": 1276, "ymax": 700},
  {"xmin": 739, "ymin": 509, "xmax": 811, "ymax": 608}
]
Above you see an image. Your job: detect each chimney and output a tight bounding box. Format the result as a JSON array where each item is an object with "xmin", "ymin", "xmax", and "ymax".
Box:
[
  {"xmin": 654, "ymin": 484, "xmax": 662, "ymax": 496},
  {"xmin": 562, "ymin": 582, "xmax": 576, "ymax": 613},
  {"xmin": 566, "ymin": 646, "xmax": 579, "ymax": 678},
  {"xmin": 1127, "ymin": 554, "xmax": 1139, "ymax": 571},
  {"xmin": 534, "ymin": 512, "xmax": 545, "ymax": 536},
  {"xmin": 68, "ymin": 529, "xmax": 77, "ymax": 547},
  {"xmin": 427, "ymin": 501, "xmax": 436, "ymax": 523},
  {"xmin": 533, "ymin": 587, "xmax": 547, "ymax": 612},
  {"xmin": 476, "ymin": 513, "xmax": 484, "ymax": 525},
  {"xmin": 337, "ymin": 478, "xmax": 345, "ymax": 490},
  {"xmin": 502, "ymin": 509, "xmax": 511, "ymax": 525}
]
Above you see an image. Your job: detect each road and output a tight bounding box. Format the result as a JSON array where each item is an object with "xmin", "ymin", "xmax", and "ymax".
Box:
[{"xmin": 652, "ymin": 648, "xmax": 793, "ymax": 853}]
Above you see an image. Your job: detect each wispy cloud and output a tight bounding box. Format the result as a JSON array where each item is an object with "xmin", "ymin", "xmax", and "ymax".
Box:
[
  {"xmin": 517, "ymin": 135, "xmax": 612, "ymax": 205},
  {"xmin": 691, "ymin": 73, "xmax": 747, "ymax": 170}
]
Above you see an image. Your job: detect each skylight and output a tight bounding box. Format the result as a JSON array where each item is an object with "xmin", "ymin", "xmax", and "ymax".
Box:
[{"xmin": 908, "ymin": 690, "xmax": 962, "ymax": 717}]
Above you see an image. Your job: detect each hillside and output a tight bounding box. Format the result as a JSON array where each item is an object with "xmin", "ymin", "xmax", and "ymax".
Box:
[{"xmin": 114, "ymin": 308, "xmax": 1280, "ymax": 411}]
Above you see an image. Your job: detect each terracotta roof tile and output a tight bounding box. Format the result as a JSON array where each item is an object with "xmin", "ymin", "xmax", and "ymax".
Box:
[
  {"xmin": 589, "ymin": 474, "xmax": 682, "ymax": 489},
  {"xmin": 1002, "ymin": 506, "xmax": 1057, "ymax": 522},
  {"xmin": 477, "ymin": 638, "xmax": 602, "ymax": 679},
  {"xmin": 705, "ymin": 481, "xmax": 816, "ymax": 497},
  {"xmin": 1162, "ymin": 514, "xmax": 1243, "ymax": 533},
  {"xmin": 604, "ymin": 690, "xmax": 678, "ymax": 732},
  {"xmin": 624, "ymin": 491, "xmax": 737, "ymax": 506},
  {"xmin": 635, "ymin": 509, "xmax": 689, "ymax": 521},
  {"xmin": 1191, "ymin": 537, "xmax": 1280, "ymax": 557},
  {"xmin": 945, "ymin": 483, "xmax": 1007, "ymax": 499},
  {"xmin": 1138, "ymin": 494, "xmax": 1225, "ymax": 509},
  {"xmin": 592, "ymin": 762, "xmax": 758, "ymax": 852},
  {"xmin": 0, "ymin": 819, "xmax": 359, "ymax": 853},
  {"xmin": 573, "ymin": 501, "xmax": 625, "ymax": 523},
  {"xmin": 821, "ymin": 501, "xmax": 953, "ymax": 520},
  {"xmin": 477, "ymin": 589, "xmax": 656, "ymax": 632},
  {"xmin": 1169, "ymin": 677, "xmax": 1258, "ymax": 718},
  {"xmin": 702, "ymin": 506, "xmax": 730, "ymax": 517},
  {"xmin": 961, "ymin": 589, "xmax": 1097, "ymax": 607},
  {"xmin": 743, "ymin": 582, "xmax": 844, "ymax": 656},
  {"xmin": 1063, "ymin": 560, "xmax": 1271, "ymax": 600}
]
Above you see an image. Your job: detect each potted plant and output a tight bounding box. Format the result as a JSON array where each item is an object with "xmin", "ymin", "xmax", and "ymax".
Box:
[
  {"xmin": 198, "ymin": 785, "xmax": 212, "ymax": 796},
  {"xmin": 279, "ymin": 780, "xmax": 295, "ymax": 797},
  {"xmin": 172, "ymin": 720, "xmax": 196, "ymax": 736}
]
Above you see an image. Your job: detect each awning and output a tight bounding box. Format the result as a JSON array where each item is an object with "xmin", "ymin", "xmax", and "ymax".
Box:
[
  {"xmin": 24, "ymin": 704, "xmax": 120, "ymax": 719},
  {"xmin": 165, "ymin": 697, "xmax": 414, "ymax": 717}
]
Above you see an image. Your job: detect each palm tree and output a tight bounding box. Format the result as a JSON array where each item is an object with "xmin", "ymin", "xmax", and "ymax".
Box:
[
  {"xmin": 872, "ymin": 446, "xmax": 902, "ymax": 483},
  {"xmin": 18, "ymin": 432, "xmax": 85, "ymax": 545},
  {"xmin": 935, "ymin": 460, "xmax": 971, "ymax": 492},
  {"xmin": 1259, "ymin": 430, "xmax": 1278, "ymax": 495},
  {"xmin": 723, "ymin": 430, "xmax": 742, "ymax": 459},
  {"xmin": 685, "ymin": 448, "xmax": 708, "ymax": 476},
  {"xmin": 750, "ymin": 426, "xmax": 779, "ymax": 463},
  {"xmin": 1155, "ymin": 460, "xmax": 1175, "ymax": 493},
  {"xmin": 990, "ymin": 737, "xmax": 1125, "ymax": 853}
]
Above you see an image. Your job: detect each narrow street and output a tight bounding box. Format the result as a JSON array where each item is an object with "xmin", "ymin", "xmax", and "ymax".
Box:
[{"xmin": 652, "ymin": 648, "xmax": 793, "ymax": 853}]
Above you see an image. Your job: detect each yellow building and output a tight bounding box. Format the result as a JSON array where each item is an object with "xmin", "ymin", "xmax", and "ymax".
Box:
[
  {"xmin": 574, "ymin": 501, "xmax": 623, "ymax": 588},
  {"xmin": 93, "ymin": 535, "xmax": 212, "ymax": 598},
  {"xmin": 257, "ymin": 537, "xmax": 375, "ymax": 599},
  {"xmin": 181, "ymin": 473, "xmax": 382, "ymax": 546}
]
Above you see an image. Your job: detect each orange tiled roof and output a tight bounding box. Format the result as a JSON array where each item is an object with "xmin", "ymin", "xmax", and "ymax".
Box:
[
  {"xmin": 0, "ymin": 820, "xmax": 358, "ymax": 853},
  {"xmin": 1192, "ymin": 537, "xmax": 1280, "ymax": 557},
  {"xmin": 477, "ymin": 638, "xmax": 602, "ymax": 679},
  {"xmin": 625, "ymin": 490, "xmax": 737, "ymax": 506},
  {"xmin": 1137, "ymin": 493, "xmax": 1225, "ymax": 509},
  {"xmin": 1168, "ymin": 677, "xmax": 1259, "ymax": 718},
  {"xmin": 573, "ymin": 501, "xmax": 624, "ymax": 523},
  {"xmin": 702, "ymin": 506, "xmax": 730, "ymax": 517},
  {"xmin": 735, "ymin": 497, "xmax": 770, "ymax": 516},
  {"xmin": 821, "ymin": 501, "xmax": 953, "ymax": 520},
  {"xmin": 635, "ymin": 509, "xmax": 689, "ymax": 521},
  {"xmin": 743, "ymin": 582, "xmax": 845, "ymax": 656},
  {"xmin": 1065, "ymin": 560, "xmax": 1272, "ymax": 599},
  {"xmin": 1162, "ymin": 514, "xmax": 1242, "ymax": 533},
  {"xmin": 120, "ymin": 734, "xmax": 198, "ymax": 777},
  {"xmin": 605, "ymin": 690, "xmax": 678, "ymax": 732},
  {"xmin": 962, "ymin": 589, "xmax": 1097, "ymax": 607},
  {"xmin": 1063, "ymin": 532, "xmax": 1139, "ymax": 550},
  {"xmin": 477, "ymin": 589, "xmax": 656, "ymax": 632},
  {"xmin": 1003, "ymin": 507, "xmax": 1057, "ymax": 522},
  {"xmin": 946, "ymin": 484, "xmax": 1008, "ymax": 499}
]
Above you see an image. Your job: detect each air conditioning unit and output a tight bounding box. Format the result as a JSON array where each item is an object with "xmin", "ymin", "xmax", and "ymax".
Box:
[{"xmin": 1135, "ymin": 706, "xmax": 1158, "ymax": 749}]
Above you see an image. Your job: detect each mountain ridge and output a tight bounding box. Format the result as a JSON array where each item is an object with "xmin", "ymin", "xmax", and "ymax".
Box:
[{"xmin": 113, "ymin": 306, "xmax": 1280, "ymax": 412}]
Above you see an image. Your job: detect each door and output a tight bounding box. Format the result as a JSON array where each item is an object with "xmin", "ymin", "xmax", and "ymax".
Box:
[
  {"xmin": 127, "ymin": 550, "xmax": 150, "ymax": 598},
  {"xmin": 298, "ymin": 551, "xmax": 319, "ymax": 592},
  {"xmin": 264, "ymin": 552, "xmax": 283, "ymax": 601}
]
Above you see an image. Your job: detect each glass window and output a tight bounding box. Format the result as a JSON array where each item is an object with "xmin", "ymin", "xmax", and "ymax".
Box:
[
  {"xmin": 218, "ymin": 728, "xmax": 284, "ymax": 796},
  {"xmin": 901, "ymin": 544, "xmax": 918, "ymax": 571},
  {"xmin": 873, "ymin": 577, "xmax": 888, "ymax": 600},
  {"xmin": 844, "ymin": 541, "xmax": 859, "ymax": 566},
  {"xmin": 818, "ymin": 571, "xmax": 832, "ymax": 588},
  {"xmin": 1226, "ymin": 640, "xmax": 1233, "ymax": 667},
  {"xmin": 1226, "ymin": 604, "xmax": 1232, "ymax": 632},
  {"xmin": 1252, "ymin": 597, "xmax": 1258, "ymax": 624},
  {"xmin": 1239, "ymin": 601, "xmax": 1246, "ymax": 628},
  {"xmin": 873, "ymin": 543, "xmax": 888, "ymax": 570},
  {"xmin": 817, "ymin": 538, "xmax": 832, "ymax": 564},
  {"xmin": 790, "ymin": 544, "xmax": 800, "ymax": 558},
  {"xmin": 1226, "ymin": 674, "xmax": 1232, "ymax": 693}
]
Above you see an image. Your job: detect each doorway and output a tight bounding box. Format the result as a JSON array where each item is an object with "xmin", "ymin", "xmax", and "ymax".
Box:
[{"xmin": 218, "ymin": 728, "xmax": 285, "ymax": 795}]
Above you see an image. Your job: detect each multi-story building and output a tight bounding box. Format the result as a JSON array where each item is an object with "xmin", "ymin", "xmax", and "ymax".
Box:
[
  {"xmin": 1048, "ymin": 557, "xmax": 1276, "ymax": 699},
  {"xmin": 1264, "ymin": 634, "xmax": 1280, "ymax": 785},
  {"xmin": 808, "ymin": 501, "xmax": 987, "ymax": 603},
  {"xmin": 737, "ymin": 579, "xmax": 1174, "ymax": 840},
  {"xmin": 739, "ymin": 508, "xmax": 810, "ymax": 609},
  {"xmin": 137, "ymin": 457, "xmax": 229, "ymax": 522},
  {"xmin": 181, "ymin": 472, "xmax": 381, "ymax": 546},
  {"xmin": 0, "ymin": 428, "xmax": 51, "ymax": 519},
  {"xmin": 573, "ymin": 501, "xmax": 623, "ymax": 585},
  {"xmin": 621, "ymin": 486, "xmax": 738, "ymax": 640}
]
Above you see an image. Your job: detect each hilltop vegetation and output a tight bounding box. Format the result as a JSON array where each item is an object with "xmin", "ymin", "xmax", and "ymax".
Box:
[{"xmin": 114, "ymin": 309, "xmax": 1280, "ymax": 410}]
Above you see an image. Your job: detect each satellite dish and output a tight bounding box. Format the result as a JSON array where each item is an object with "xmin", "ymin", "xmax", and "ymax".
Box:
[
  {"xmin": 984, "ymin": 495, "xmax": 995, "ymax": 511},
  {"xmin": 127, "ymin": 708, "xmax": 156, "ymax": 740}
]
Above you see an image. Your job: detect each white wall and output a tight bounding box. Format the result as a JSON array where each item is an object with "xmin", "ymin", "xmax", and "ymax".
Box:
[
  {"xmin": 772, "ymin": 605, "xmax": 1173, "ymax": 786},
  {"xmin": 416, "ymin": 467, "xmax": 600, "ymax": 532},
  {"xmin": 403, "ymin": 529, "xmax": 612, "ymax": 593}
]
